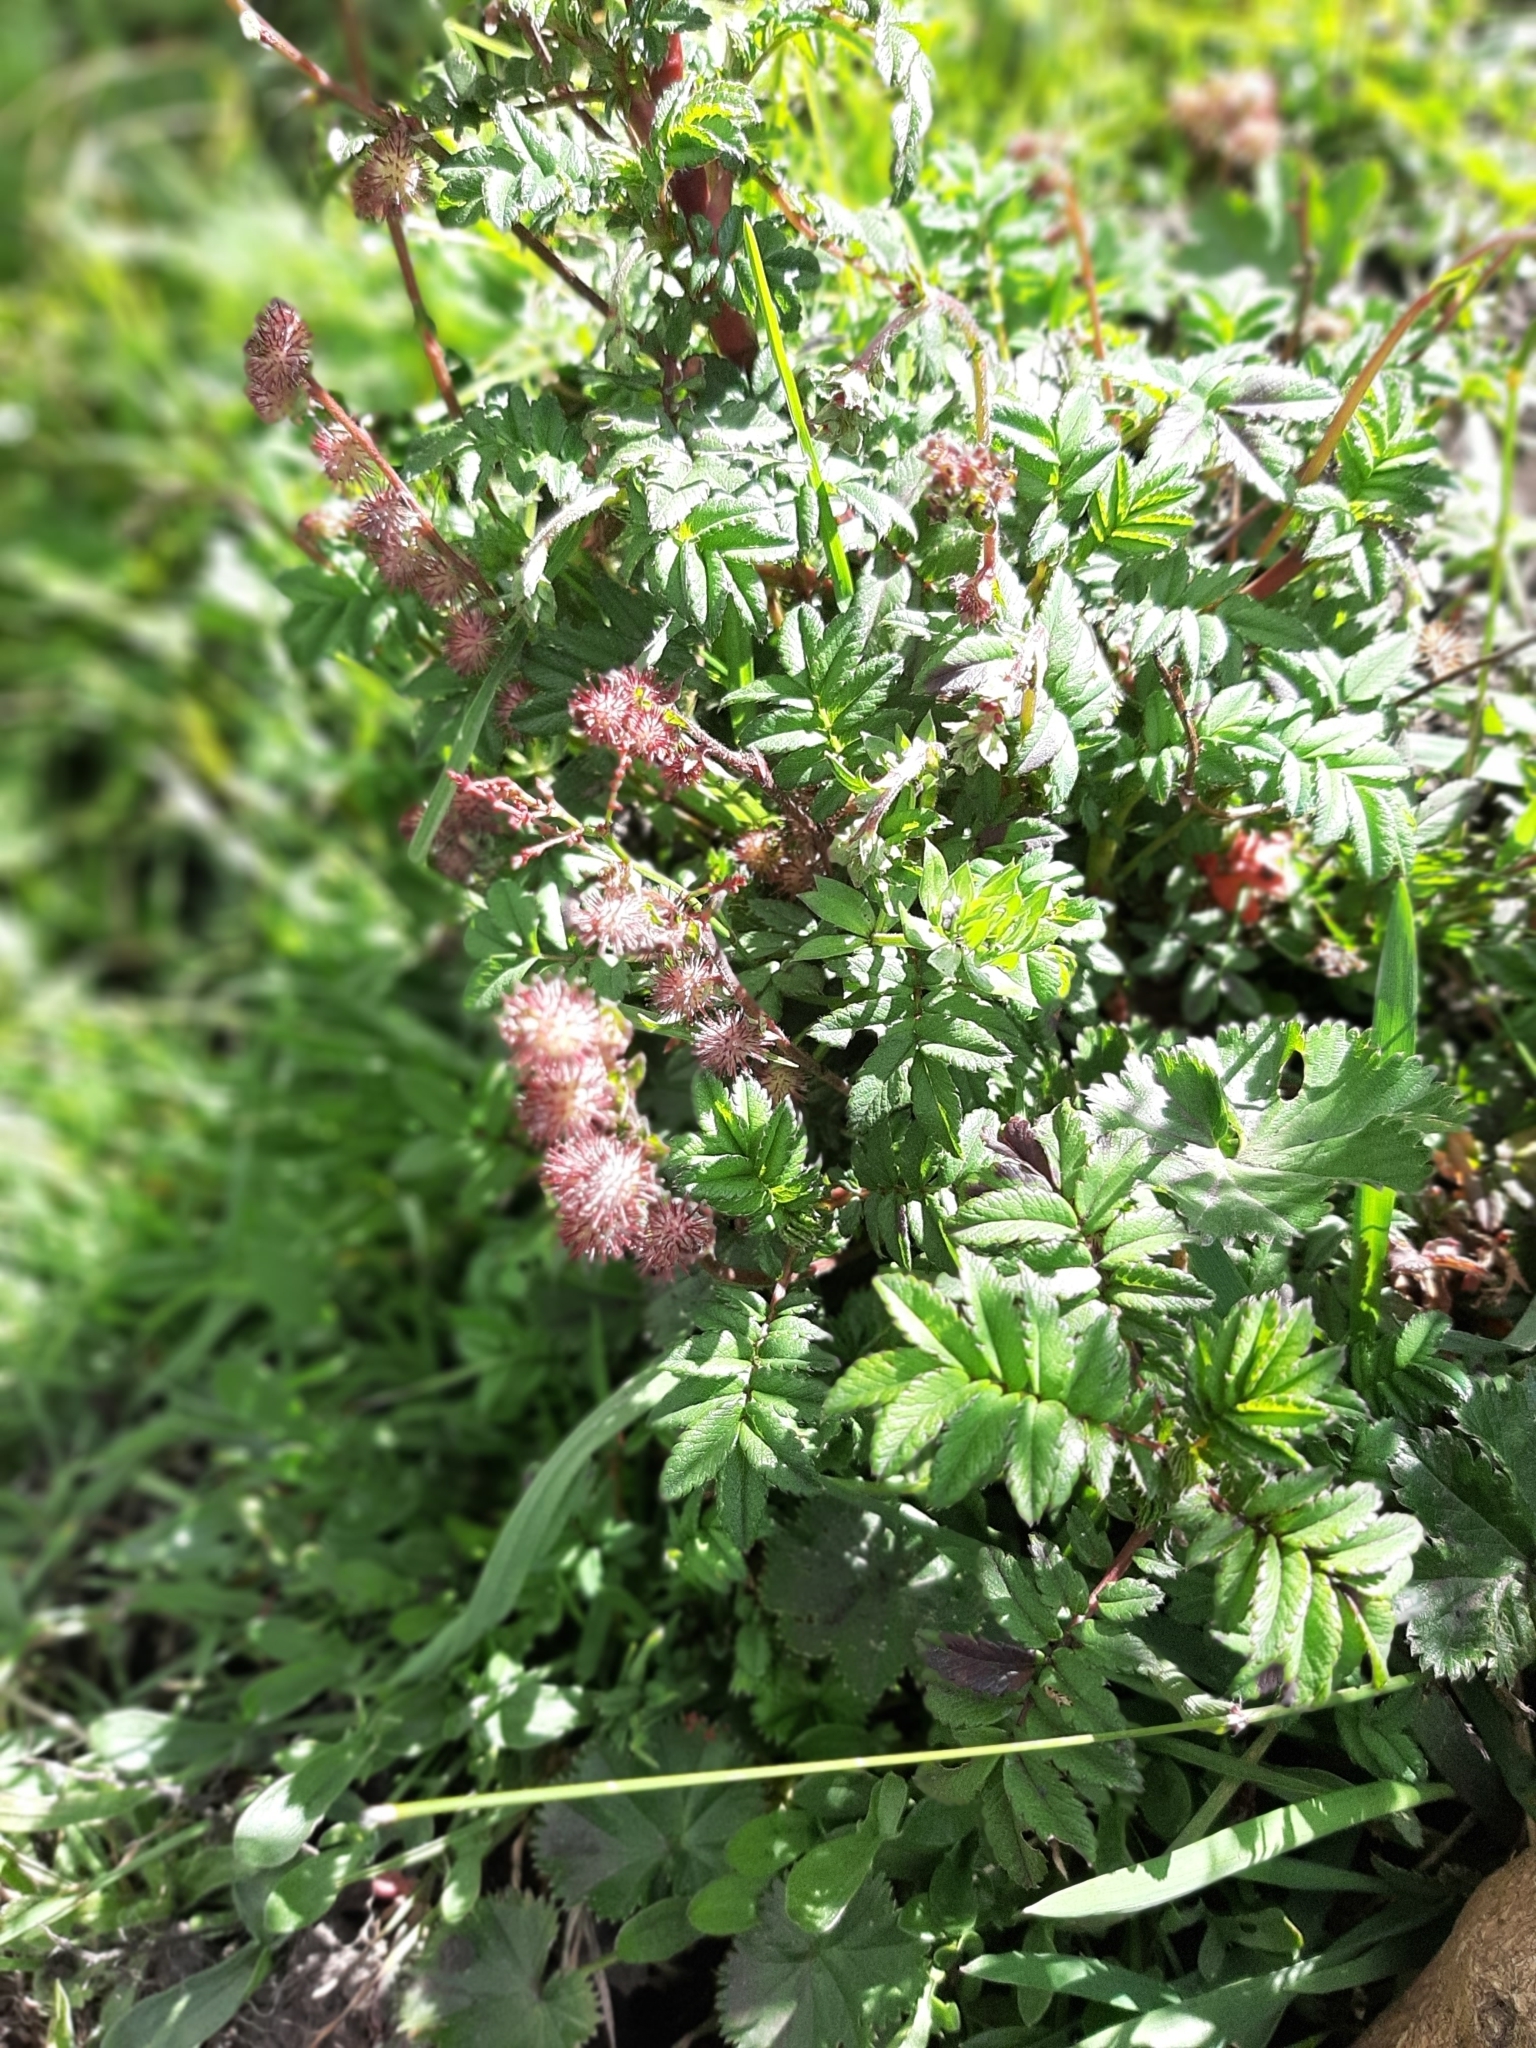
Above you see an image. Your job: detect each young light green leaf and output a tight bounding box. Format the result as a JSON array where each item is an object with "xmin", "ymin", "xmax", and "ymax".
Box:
[{"xmin": 233, "ymin": 1738, "xmax": 367, "ymax": 1875}]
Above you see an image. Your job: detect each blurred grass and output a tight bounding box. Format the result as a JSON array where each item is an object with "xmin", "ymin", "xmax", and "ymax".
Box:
[{"xmin": 0, "ymin": 0, "xmax": 636, "ymax": 1663}]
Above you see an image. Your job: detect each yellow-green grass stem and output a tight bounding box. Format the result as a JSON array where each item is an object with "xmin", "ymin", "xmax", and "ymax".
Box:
[{"xmin": 362, "ymin": 1674, "xmax": 1416, "ymax": 1826}]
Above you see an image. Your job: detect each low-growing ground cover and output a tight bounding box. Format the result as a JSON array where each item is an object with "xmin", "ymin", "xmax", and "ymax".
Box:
[{"xmin": 3, "ymin": 3, "xmax": 1536, "ymax": 2045}]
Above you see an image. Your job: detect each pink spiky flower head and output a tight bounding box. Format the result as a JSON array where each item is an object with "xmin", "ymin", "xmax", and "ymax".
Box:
[
  {"xmin": 496, "ymin": 678, "xmax": 531, "ymax": 732},
  {"xmin": 650, "ymin": 951, "xmax": 725, "ymax": 1023},
  {"xmin": 541, "ymin": 1133, "xmax": 660, "ymax": 1261},
  {"xmin": 570, "ymin": 872, "xmax": 679, "ymax": 961},
  {"xmin": 499, "ymin": 976, "xmax": 630, "ymax": 1077},
  {"xmin": 516, "ymin": 1064, "xmax": 619, "ymax": 1147},
  {"xmin": 445, "ymin": 608, "xmax": 500, "ymax": 677},
  {"xmin": 243, "ymin": 299, "xmax": 312, "ymax": 423},
  {"xmin": 311, "ymin": 422, "xmax": 375, "ymax": 489},
  {"xmin": 352, "ymin": 123, "xmax": 427, "ymax": 221},
  {"xmin": 634, "ymin": 1198, "xmax": 715, "ymax": 1280},
  {"xmin": 570, "ymin": 666, "xmax": 703, "ymax": 786},
  {"xmin": 412, "ymin": 545, "xmax": 469, "ymax": 613},
  {"xmin": 693, "ymin": 1008, "xmax": 765, "ymax": 1079},
  {"xmin": 351, "ymin": 490, "xmax": 429, "ymax": 591}
]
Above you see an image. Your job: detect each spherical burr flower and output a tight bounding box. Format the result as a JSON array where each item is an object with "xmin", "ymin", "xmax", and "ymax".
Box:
[
  {"xmin": 570, "ymin": 873, "xmax": 678, "ymax": 960},
  {"xmin": 760, "ymin": 1059, "xmax": 806, "ymax": 1106},
  {"xmin": 541, "ymin": 1134, "xmax": 660, "ymax": 1261},
  {"xmin": 352, "ymin": 123, "xmax": 427, "ymax": 222},
  {"xmin": 496, "ymin": 678, "xmax": 531, "ymax": 731},
  {"xmin": 516, "ymin": 1064, "xmax": 619, "ymax": 1147},
  {"xmin": 444, "ymin": 608, "xmax": 499, "ymax": 678},
  {"xmin": 733, "ymin": 822, "xmax": 829, "ymax": 900},
  {"xmin": 693, "ymin": 1008, "xmax": 765, "ymax": 1079},
  {"xmin": 650, "ymin": 951, "xmax": 725, "ymax": 1023},
  {"xmin": 570, "ymin": 666, "xmax": 703, "ymax": 786},
  {"xmin": 351, "ymin": 490, "xmax": 429, "ymax": 591},
  {"xmin": 243, "ymin": 299, "xmax": 312, "ymax": 422},
  {"xmin": 735, "ymin": 827, "xmax": 779, "ymax": 881},
  {"xmin": 952, "ymin": 570, "xmax": 997, "ymax": 626},
  {"xmin": 411, "ymin": 545, "xmax": 469, "ymax": 613},
  {"xmin": 499, "ymin": 976, "xmax": 630, "ymax": 1077},
  {"xmin": 311, "ymin": 422, "xmax": 375, "ymax": 489},
  {"xmin": 634, "ymin": 1198, "xmax": 715, "ymax": 1280},
  {"xmin": 400, "ymin": 775, "xmax": 540, "ymax": 884}
]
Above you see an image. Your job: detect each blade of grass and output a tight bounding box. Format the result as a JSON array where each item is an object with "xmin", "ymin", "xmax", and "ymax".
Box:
[
  {"xmin": 389, "ymin": 1358, "xmax": 680, "ymax": 1688},
  {"xmin": 1350, "ymin": 877, "xmax": 1419, "ymax": 1371},
  {"xmin": 100, "ymin": 1944, "xmax": 271, "ymax": 2048},
  {"xmin": 741, "ymin": 217, "xmax": 855, "ymax": 605},
  {"xmin": 361, "ymin": 1674, "xmax": 1416, "ymax": 1824},
  {"xmin": 1021, "ymin": 1776, "xmax": 1448, "ymax": 1922},
  {"xmin": 407, "ymin": 645, "xmax": 521, "ymax": 867},
  {"xmin": 1067, "ymin": 1933, "xmax": 1435, "ymax": 2048}
]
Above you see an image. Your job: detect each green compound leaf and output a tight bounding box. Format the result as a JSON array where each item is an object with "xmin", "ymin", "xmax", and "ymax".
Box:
[
  {"xmin": 1394, "ymin": 1376, "xmax": 1536, "ymax": 1680},
  {"xmin": 719, "ymin": 1875, "xmax": 926, "ymax": 2048},
  {"xmin": 1089, "ymin": 1017, "xmax": 1460, "ymax": 1240},
  {"xmin": 534, "ymin": 1725, "xmax": 762, "ymax": 1921},
  {"xmin": 398, "ymin": 1892, "xmax": 597, "ymax": 2048}
]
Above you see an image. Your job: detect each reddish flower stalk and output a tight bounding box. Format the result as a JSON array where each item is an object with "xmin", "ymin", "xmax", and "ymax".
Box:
[
  {"xmin": 239, "ymin": 301, "xmax": 492, "ymax": 602},
  {"xmin": 224, "ymin": 0, "xmax": 392, "ymax": 124}
]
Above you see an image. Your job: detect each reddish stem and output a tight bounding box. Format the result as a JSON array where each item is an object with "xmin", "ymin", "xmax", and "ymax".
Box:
[
  {"xmin": 507, "ymin": 222, "xmax": 614, "ymax": 320},
  {"xmin": 1241, "ymin": 542, "xmax": 1308, "ymax": 603},
  {"xmin": 386, "ymin": 215, "xmax": 463, "ymax": 417},
  {"xmin": 1086, "ymin": 1527, "xmax": 1154, "ymax": 1619},
  {"xmin": 335, "ymin": 0, "xmax": 372, "ymax": 98},
  {"xmin": 223, "ymin": 0, "xmax": 391, "ymax": 124},
  {"xmin": 303, "ymin": 374, "xmax": 493, "ymax": 598},
  {"xmin": 1252, "ymin": 227, "xmax": 1536, "ymax": 567},
  {"xmin": 1059, "ymin": 174, "xmax": 1112, "ymax": 404}
]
